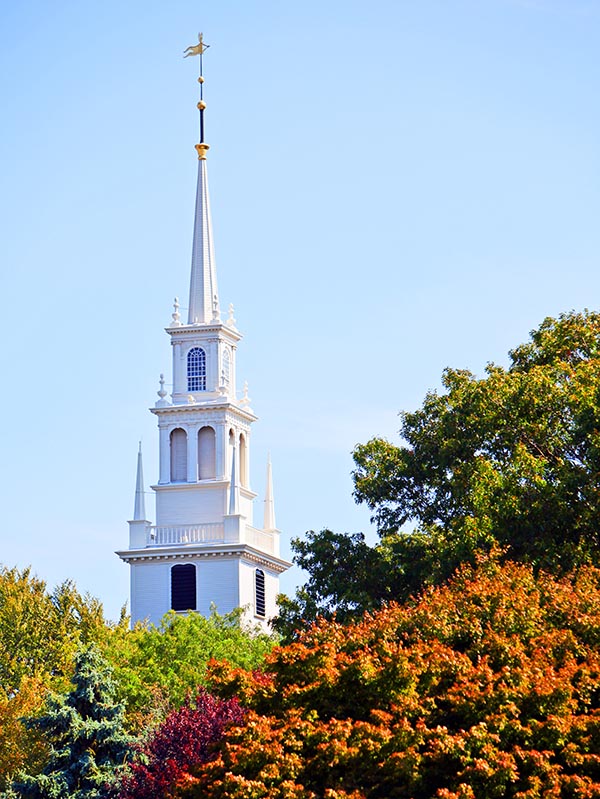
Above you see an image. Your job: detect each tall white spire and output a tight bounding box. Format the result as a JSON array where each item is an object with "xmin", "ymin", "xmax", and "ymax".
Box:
[
  {"xmin": 188, "ymin": 152, "xmax": 218, "ymax": 324},
  {"xmin": 187, "ymin": 36, "xmax": 218, "ymax": 325},
  {"xmin": 263, "ymin": 453, "xmax": 276, "ymax": 531},
  {"xmin": 133, "ymin": 442, "xmax": 147, "ymax": 521}
]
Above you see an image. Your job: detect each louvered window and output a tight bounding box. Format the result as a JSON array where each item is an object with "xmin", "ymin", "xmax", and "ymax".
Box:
[
  {"xmin": 170, "ymin": 428, "xmax": 187, "ymax": 482},
  {"xmin": 255, "ymin": 569, "xmax": 266, "ymax": 618},
  {"xmin": 171, "ymin": 564, "xmax": 196, "ymax": 611},
  {"xmin": 188, "ymin": 347, "xmax": 206, "ymax": 391}
]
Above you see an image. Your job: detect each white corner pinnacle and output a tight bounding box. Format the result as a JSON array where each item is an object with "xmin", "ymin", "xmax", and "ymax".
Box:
[
  {"xmin": 188, "ymin": 158, "xmax": 219, "ymax": 324},
  {"xmin": 133, "ymin": 442, "xmax": 147, "ymax": 521},
  {"xmin": 263, "ymin": 453, "xmax": 276, "ymax": 532}
]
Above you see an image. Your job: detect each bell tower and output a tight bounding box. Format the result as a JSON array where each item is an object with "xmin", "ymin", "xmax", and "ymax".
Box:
[{"xmin": 117, "ymin": 36, "xmax": 290, "ymax": 630}]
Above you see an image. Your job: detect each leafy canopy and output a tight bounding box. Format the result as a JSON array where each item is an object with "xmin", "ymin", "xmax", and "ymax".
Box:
[
  {"xmin": 277, "ymin": 311, "xmax": 600, "ymax": 633},
  {"xmin": 0, "ymin": 565, "xmax": 107, "ymax": 696},
  {"xmin": 115, "ymin": 691, "xmax": 243, "ymax": 799},
  {"xmin": 182, "ymin": 562, "xmax": 600, "ymax": 799},
  {"xmin": 104, "ymin": 607, "xmax": 276, "ymax": 729}
]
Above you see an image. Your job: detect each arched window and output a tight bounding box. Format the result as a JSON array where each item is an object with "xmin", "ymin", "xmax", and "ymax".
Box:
[
  {"xmin": 187, "ymin": 347, "xmax": 206, "ymax": 391},
  {"xmin": 255, "ymin": 569, "xmax": 266, "ymax": 618},
  {"xmin": 198, "ymin": 426, "xmax": 216, "ymax": 480},
  {"xmin": 239, "ymin": 433, "xmax": 247, "ymax": 487},
  {"xmin": 171, "ymin": 564, "xmax": 196, "ymax": 611},
  {"xmin": 222, "ymin": 348, "xmax": 231, "ymax": 388},
  {"xmin": 170, "ymin": 428, "xmax": 187, "ymax": 482}
]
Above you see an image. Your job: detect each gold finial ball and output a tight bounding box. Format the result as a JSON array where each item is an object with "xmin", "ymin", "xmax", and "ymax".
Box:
[
  {"xmin": 197, "ymin": 76, "xmax": 204, "ymax": 84},
  {"xmin": 197, "ymin": 101, "xmax": 206, "ymax": 111}
]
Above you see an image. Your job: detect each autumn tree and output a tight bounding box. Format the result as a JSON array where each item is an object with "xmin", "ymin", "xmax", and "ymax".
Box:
[
  {"xmin": 0, "ymin": 677, "xmax": 48, "ymax": 792},
  {"xmin": 179, "ymin": 561, "xmax": 600, "ymax": 799},
  {"xmin": 115, "ymin": 691, "xmax": 243, "ymax": 799},
  {"xmin": 10, "ymin": 645, "xmax": 132, "ymax": 799},
  {"xmin": 277, "ymin": 311, "xmax": 600, "ymax": 634}
]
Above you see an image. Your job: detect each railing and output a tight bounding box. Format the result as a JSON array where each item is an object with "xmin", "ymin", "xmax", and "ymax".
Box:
[
  {"xmin": 147, "ymin": 522, "xmax": 276, "ymax": 555},
  {"xmin": 245, "ymin": 526, "xmax": 275, "ymax": 554},
  {"xmin": 149, "ymin": 523, "xmax": 224, "ymax": 546}
]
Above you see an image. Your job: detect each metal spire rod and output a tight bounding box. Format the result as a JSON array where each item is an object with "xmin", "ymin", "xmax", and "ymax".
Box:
[{"xmin": 184, "ymin": 32, "xmax": 210, "ymax": 145}]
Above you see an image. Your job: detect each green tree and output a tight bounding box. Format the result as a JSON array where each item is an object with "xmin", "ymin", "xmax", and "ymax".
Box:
[
  {"xmin": 10, "ymin": 645, "xmax": 132, "ymax": 799},
  {"xmin": 104, "ymin": 607, "xmax": 276, "ymax": 729},
  {"xmin": 0, "ymin": 566, "xmax": 107, "ymax": 695},
  {"xmin": 277, "ymin": 311, "xmax": 600, "ymax": 635}
]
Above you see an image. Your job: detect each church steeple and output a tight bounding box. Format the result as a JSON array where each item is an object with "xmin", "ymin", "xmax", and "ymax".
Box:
[
  {"xmin": 187, "ymin": 34, "xmax": 218, "ymax": 325},
  {"xmin": 117, "ymin": 36, "xmax": 290, "ymax": 631}
]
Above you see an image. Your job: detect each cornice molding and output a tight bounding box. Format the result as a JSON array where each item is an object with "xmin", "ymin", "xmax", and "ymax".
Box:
[
  {"xmin": 150, "ymin": 402, "xmax": 257, "ymax": 423},
  {"xmin": 166, "ymin": 323, "xmax": 242, "ymax": 344},
  {"xmin": 116, "ymin": 544, "xmax": 291, "ymax": 573},
  {"xmin": 151, "ymin": 479, "xmax": 229, "ymax": 492}
]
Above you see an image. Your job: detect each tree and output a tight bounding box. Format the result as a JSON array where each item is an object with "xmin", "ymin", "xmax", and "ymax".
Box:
[
  {"xmin": 178, "ymin": 562, "xmax": 600, "ymax": 799},
  {"xmin": 115, "ymin": 691, "xmax": 243, "ymax": 799},
  {"xmin": 10, "ymin": 645, "xmax": 132, "ymax": 799},
  {"xmin": 104, "ymin": 607, "xmax": 275, "ymax": 730},
  {"xmin": 0, "ymin": 677, "xmax": 48, "ymax": 792},
  {"xmin": 274, "ymin": 529, "xmax": 408, "ymax": 635},
  {"xmin": 0, "ymin": 566, "xmax": 107, "ymax": 696},
  {"xmin": 278, "ymin": 311, "xmax": 600, "ymax": 633},
  {"xmin": 0, "ymin": 566, "xmax": 112, "ymax": 790}
]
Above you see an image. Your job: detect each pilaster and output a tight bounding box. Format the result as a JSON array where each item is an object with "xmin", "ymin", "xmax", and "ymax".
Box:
[
  {"xmin": 187, "ymin": 424, "xmax": 199, "ymax": 482},
  {"xmin": 159, "ymin": 426, "xmax": 170, "ymax": 484}
]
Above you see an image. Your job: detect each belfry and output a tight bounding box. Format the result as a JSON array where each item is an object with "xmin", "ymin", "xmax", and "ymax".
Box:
[{"xmin": 117, "ymin": 37, "xmax": 290, "ymax": 630}]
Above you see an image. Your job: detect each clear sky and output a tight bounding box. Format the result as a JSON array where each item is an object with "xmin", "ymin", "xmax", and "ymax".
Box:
[{"xmin": 1, "ymin": 0, "xmax": 599, "ymax": 620}]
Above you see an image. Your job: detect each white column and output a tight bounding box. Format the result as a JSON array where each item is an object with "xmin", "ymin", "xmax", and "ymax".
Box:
[
  {"xmin": 245, "ymin": 429, "xmax": 251, "ymax": 489},
  {"xmin": 173, "ymin": 342, "xmax": 185, "ymax": 397},
  {"xmin": 209, "ymin": 339, "xmax": 218, "ymax": 391},
  {"xmin": 187, "ymin": 425, "xmax": 199, "ymax": 482},
  {"xmin": 215, "ymin": 422, "xmax": 226, "ymax": 479},
  {"xmin": 159, "ymin": 426, "xmax": 170, "ymax": 484},
  {"xmin": 231, "ymin": 345, "xmax": 237, "ymax": 399}
]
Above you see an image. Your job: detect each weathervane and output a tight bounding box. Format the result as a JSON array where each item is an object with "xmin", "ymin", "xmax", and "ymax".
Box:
[
  {"xmin": 184, "ymin": 32, "xmax": 210, "ymax": 156},
  {"xmin": 183, "ymin": 32, "xmax": 210, "ymax": 58}
]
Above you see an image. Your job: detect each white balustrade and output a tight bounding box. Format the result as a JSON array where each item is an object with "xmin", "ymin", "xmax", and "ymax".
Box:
[
  {"xmin": 245, "ymin": 526, "xmax": 275, "ymax": 554},
  {"xmin": 148, "ymin": 523, "xmax": 224, "ymax": 546},
  {"xmin": 147, "ymin": 522, "xmax": 275, "ymax": 554}
]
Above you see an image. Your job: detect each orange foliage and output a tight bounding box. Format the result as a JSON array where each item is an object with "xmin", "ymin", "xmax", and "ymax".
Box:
[
  {"xmin": 179, "ymin": 562, "xmax": 600, "ymax": 798},
  {"xmin": 0, "ymin": 676, "xmax": 49, "ymax": 789}
]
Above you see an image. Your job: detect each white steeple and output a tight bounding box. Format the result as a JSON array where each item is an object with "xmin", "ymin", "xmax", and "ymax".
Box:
[
  {"xmin": 263, "ymin": 454, "xmax": 276, "ymax": 532},
  {"xmin": 117, "ymin": 36, "xmax": 290, "ymax": 631},
  {"xmin": 188, "ymin": 153, "xmax": 218, "ymax": 324},
  {"xmin": 133, "ymin": 442, "xmax": 147, "ymax": 521}
]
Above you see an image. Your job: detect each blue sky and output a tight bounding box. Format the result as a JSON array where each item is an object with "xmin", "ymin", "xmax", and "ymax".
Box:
[{"xmin": 1, "ymin": 0, "xmax": 599, "ymax": 620}]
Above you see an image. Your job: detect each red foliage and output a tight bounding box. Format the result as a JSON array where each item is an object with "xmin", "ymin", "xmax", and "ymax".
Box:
[{"xmin": 116, "ymin": 690, "xmax": 243, "ymax": 799}]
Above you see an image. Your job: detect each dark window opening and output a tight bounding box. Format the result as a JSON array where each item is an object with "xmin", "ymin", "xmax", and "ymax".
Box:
[
  {"xmin": 255, "ymin": 569, "xmax": 266, "ymax": 617},
  {"xmin": 171, "ymin": 563, "xmax": 196, "ymax": 611}
]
